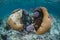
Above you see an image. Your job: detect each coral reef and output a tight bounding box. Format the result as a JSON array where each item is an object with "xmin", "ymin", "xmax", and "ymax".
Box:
[{"xmin": 0, "ymin": 8, "xmax": 60, "ymax": 40}]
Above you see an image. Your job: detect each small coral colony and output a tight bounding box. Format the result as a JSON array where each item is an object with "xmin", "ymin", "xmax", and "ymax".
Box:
[{"xmin": 7, "ymin": 7, "xmax": 51, "ymax": 35}]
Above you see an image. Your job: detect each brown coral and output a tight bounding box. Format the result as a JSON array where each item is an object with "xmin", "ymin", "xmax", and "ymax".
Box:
[{"xmin": 33, "ymin": 7, "xmax": 51, "ymax": 34}]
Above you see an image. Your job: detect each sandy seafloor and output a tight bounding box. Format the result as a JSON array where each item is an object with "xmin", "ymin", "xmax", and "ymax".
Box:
[{"xmin": 0, "ymin": 0, "xmax": 60, "ymax": 40}]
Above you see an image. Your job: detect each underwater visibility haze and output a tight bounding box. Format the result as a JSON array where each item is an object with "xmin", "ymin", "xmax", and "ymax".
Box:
[{"xmin": 0, "ymin": 0, "xmax": 60, "ymax": 40}]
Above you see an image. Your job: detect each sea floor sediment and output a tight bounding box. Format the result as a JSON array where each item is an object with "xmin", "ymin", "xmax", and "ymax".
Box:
[{"xmin": 0, "ymin": 14, "xmax": 60, "ymax": 40}]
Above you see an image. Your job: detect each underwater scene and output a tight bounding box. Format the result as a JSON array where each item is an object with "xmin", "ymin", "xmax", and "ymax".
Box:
[{"xmin": 0, "ymin": 0, "xmax": 60, "ymax": 40}]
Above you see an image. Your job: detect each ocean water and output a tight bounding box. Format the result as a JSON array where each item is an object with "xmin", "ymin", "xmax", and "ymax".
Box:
[{"xmin": 0, "ymin": 0, "xmax": 60, "ymax": 40}]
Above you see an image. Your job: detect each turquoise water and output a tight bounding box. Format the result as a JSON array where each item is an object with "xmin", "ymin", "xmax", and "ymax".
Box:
[
  {"xmin": 0, "ymin": 0, "xmax": 60, "ymax": 18},
  {"xmin": 0, "ymin": 0, "xmax": 60, "ymax": 40}
]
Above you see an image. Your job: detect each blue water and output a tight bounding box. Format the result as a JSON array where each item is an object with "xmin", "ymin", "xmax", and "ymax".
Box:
[
  {"xmin": 0, "ymin": 0, "xmax": 60, "ymax": 40},
  {"xmin": 0, "ymin": 0, "xmax": 60, "ymax": 18}
]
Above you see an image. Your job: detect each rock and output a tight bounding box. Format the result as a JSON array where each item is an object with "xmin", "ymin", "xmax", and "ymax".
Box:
[
  {"xmin": 26, "ymin": 24, "xmax": 34, "ymax": 32},
  {"xmin": 1, "ymin": 34, "xmax": 7, "ymax": 40},
  {"xmin": 32, "ymin": 11, "xmax": 39, "ymax": 17},
  {"xmin": 21, "ymin": 10, "xmax": 32, "ymax": 25},
  {"xmin": 4, "ymin": 24, "xmax": 11, "ymax": 31},
  {"xmin": 23, "ymin": 10, "xmax": 28, "ymax": 15}
]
